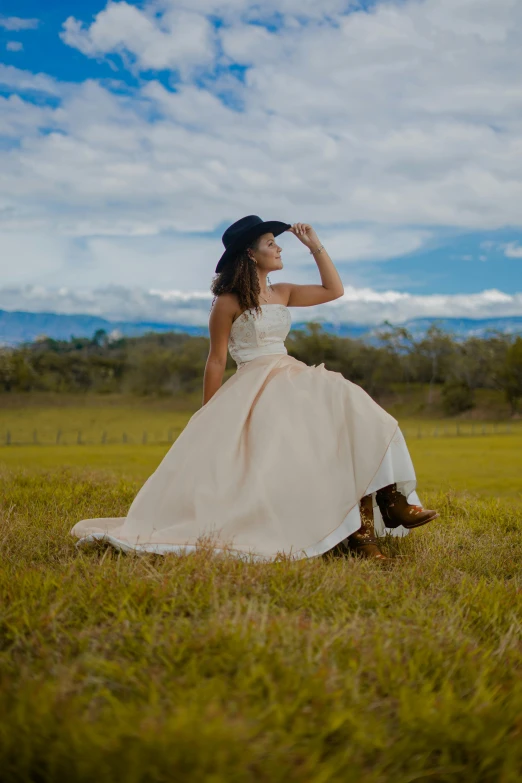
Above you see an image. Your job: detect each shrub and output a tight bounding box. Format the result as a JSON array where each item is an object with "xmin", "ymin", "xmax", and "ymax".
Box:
[{"xmin": 441, "ymin": 379, "xmax": 475, "ymax": 415}]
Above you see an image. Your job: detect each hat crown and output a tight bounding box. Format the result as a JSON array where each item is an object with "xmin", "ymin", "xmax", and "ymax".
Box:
[
  {"xmin": 215, "ymin": 216, "xmax": 290, "ymax": 274},
  {"xmin": 222, "ymin": 215, "xmax": 264, "ymax": 249}
]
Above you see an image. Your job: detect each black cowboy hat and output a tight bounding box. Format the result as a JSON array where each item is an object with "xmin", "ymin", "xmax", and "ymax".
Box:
[{"xmin": 215, "ymin": 215, "xmax": 291, "ymax": 273}]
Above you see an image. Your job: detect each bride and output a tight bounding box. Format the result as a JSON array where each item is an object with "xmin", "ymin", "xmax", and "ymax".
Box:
[{"xmin": 71, "ymin": 215, "xmax": 438, "ymax": 561}]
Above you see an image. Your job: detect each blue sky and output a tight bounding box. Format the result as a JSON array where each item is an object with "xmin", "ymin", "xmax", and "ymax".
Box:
[{"xmin": 1, "ymin": 0, "xmax": 522, "ymax": 325}]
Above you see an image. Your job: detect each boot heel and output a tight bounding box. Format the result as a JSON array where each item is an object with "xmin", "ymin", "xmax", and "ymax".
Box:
[{"xmin": 346, "ymin": 494, "xmax": 391, "ymax": 562}]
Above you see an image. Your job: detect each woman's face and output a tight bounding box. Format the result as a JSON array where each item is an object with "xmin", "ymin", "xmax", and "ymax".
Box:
[{"xmin": 249, "ymin": 233, "xmax": 283, "ymax": 271}]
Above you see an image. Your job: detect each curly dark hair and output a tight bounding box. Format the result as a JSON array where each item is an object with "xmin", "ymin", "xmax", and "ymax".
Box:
[{"xmin": 209, "ymin": 237, "xmax": 268, "ymax": 320}]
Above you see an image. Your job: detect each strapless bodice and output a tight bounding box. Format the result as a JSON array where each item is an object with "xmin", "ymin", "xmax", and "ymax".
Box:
[{"xmin": 228, "ymin": 304, "xmax": 292, "ymax": 369}]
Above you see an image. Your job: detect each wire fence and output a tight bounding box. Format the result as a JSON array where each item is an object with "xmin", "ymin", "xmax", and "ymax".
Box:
[
  {"xmin": 1, "ymin": 429, "xmax": 182, "ymax": 447},
  {"xmin": 0, "ymin": 421, "xmax": 519, "ymax": 447},
  {"xmin": 403, "ymin": 421, "xmax": 518, "ymax": 440}
]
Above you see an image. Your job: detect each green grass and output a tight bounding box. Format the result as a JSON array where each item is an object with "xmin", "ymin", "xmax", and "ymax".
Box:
[
  {"xmin": 0, "ymin": 404, "xmax": 193, "ymax": 446},
  {"xmin": 1, "ymin": 423, "xmax": 521, "ymax": 503},
  {"xmin": 1, "ymin": 400, "xmax": 521, "ymax": 780},
  {"xmin": 406, "ymin": 434, "xmax": 522, "ymax": 503},
  {"xmin": 1, "ymin": 389, "xmax": 519, "ymax": 447},
  {"xmin": 0, "ymin": 467, "xmax": 521, "ymax": 781}
]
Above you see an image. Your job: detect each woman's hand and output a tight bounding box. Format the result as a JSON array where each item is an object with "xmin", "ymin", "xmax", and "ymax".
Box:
[{"xmin": 287, "ymin": 223, "xmax": 321, "ymax": 251}]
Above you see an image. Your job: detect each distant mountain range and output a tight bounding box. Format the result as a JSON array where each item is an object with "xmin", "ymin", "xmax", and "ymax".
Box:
[
  {"xmin": 0, "ymin": 309, "xmax": 209, "ymax": 346},
  {"xmin": 1, "ymin": 308, "xmax": 521, "ymax": 347}
]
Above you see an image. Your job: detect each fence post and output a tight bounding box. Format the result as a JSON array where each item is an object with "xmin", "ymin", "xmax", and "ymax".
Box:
[
  {"xmin": 77, "ymin": 430, "xmax": 82, "ymax": 445},
  {"xmin": 56, "ymin": 429, "xmax": 61, "ymax": 445},
  {"xmin": 33, "ymin": 429, "xmax": 38, "ymax": 445},
  {"xmin": 123, "ymin": 432, "xmax": 127, "ymax": 444}
]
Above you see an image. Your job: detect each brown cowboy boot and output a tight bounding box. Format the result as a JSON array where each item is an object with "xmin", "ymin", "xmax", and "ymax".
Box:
[
  {"xmin": 376, "ymin": 484, "xmax": 439, "ymax": 530},
  {"xmin": 347, "ymin": 494, "xmax": 390, "ymax": 562}
]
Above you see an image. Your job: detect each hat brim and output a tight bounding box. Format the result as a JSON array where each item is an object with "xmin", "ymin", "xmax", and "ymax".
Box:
[{"xmin": 215, "ymin": 220, "xmax": 291, "ymax": 273}]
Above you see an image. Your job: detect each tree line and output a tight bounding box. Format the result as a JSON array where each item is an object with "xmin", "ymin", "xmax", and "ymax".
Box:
[{"xmin": 1, "ymin": 323, "xmax": 521, "ymax": 415}]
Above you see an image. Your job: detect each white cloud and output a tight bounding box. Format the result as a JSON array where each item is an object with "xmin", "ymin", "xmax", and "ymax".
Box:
[
  {"xmin": 1, "ymin": 284, "xmax": 520, "ymax": 326},
  {"xmin": 172, "ymin": 0, "xmax": 362, "ymax": 17},
  {"xmin": 61, "ymin": 3, "xmax": 216, "ymax": 75},
  {"xmin": 0, "ymin": 0, "xmax": 522, "ymax": 296},
  {"xmin": 219, "ymin": 22, "xmax": 282, "ymax": 66},
  {"xmin": 0, "ymin": 16, "xmax": 39, "ymax": 31},
  {"xmin": 0, "ymin": 94, "xmax": 59, "ymax": 141},
  {"xmin": 0, "ymin": 226, "xmax": 428, "ymax": 291},
  {"xmin": 6, "ymin": 41, "xmax": 23, "ymax": 52},
  {"xmin": 317, "ymin": 228, "xmax": 431, "ymax": 263},
  {"xmin": 0, "ymin": 64, "xmax": 63, "ymax": 96},
  {"xmin": 503, "ymin": 242, "xmax": 522, "ymax": 258},
  {"xmin": 4, "ymin": 0, "xmax": 520, "ymax": 236},
  {"xmin": 327, "ymin": 286, "xmax": 520, "ymax": 325}
]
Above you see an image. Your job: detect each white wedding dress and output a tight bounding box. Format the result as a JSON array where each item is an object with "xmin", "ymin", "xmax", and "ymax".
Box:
[{"xmin": 71, "ymin": 304, "xmax": 421, "ymax": 560}]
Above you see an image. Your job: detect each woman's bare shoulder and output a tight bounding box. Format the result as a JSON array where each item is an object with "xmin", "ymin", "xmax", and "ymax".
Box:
[
  {"xmin": 212, "ymin": 292, "xmax": 240, "ymax": 315},
  {"xmin": 271, "ymin": 282, "xmax": 291, "ymax": 305}
]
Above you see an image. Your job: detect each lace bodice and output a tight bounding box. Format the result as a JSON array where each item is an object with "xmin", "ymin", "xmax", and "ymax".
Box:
[{"xmin": 228, "ymin": 304, "xmax": 292, "ymax": 369}]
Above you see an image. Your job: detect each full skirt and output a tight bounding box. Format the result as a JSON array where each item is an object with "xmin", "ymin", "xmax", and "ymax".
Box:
[{"xmin": 71, "ymin": 353, "xmax": 420, "ymax": 560}]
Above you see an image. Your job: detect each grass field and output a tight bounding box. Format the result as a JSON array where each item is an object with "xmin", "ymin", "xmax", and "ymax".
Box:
[
  {"xmin": 0, "ymin": 387, "xmax": 518, "ymax": 447},
  {"xmin": 0, "ymin": 404, "xmax": 193, "ymax": 446},
  {"xmin": 1, "ymin": 402, "xmax": 521, "ymax": 502},
  {"xmin": 1, "ymin": 400, "xmax": 521, "ymax": 781}
]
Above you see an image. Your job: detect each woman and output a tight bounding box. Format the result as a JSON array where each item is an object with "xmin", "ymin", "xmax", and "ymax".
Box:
[{"xmin": 71, "ymin": 216, "xmax": 438, "ymax": 561}]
